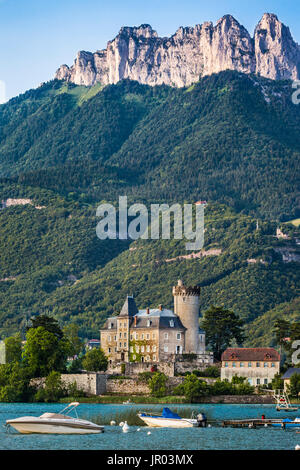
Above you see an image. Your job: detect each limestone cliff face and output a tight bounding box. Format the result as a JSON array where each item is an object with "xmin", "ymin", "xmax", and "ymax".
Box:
[
  {"xmin": 254, "ymin": 13, "xmax": 300, "ymax": 80},
  {"xmin": 55, "ymin": 14, "xmax": 300, "ymax": 87}
]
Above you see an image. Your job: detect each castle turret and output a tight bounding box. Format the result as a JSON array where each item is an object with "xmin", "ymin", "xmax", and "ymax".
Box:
[{"xmin": 172, "ymin": 280, "xmax": 201, "ymax": 353}]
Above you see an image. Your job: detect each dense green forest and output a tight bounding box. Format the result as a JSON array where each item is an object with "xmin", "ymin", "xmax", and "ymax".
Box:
[
  {"xmin": 0, "ymin": 72, "xmax": 299, "ymax": 219},
  {"xmin": 0, "ymin": 71, "xmax": 299, "ymax": 343}
]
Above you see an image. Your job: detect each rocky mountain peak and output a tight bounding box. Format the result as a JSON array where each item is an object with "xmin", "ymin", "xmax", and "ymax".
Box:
[
  {"xmin": 117, "ymin": 24, "xmax": 158, "ymax": 39},
  {"xmin": 254, "ymin": 12, "xmax": 300, "ymax": 80},
  {"xmin": 55, "ymin": 13, "xmax": 300, "ymax": 87}
]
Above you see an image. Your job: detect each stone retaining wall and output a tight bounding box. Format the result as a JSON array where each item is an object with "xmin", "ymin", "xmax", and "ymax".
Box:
[
  {"xmin": 106, "ymin": 378, "xmax": 150, "ymax": 395},
  {"xmin": 61, "ymin": 373, "xmax": 107, "ymax": 395},
  {"xmin": 196, "ymin": 394, "xmax": 274, "ymax": 404},
  {"xmin": 106, "ymin": 376, "xmax": 185, "ymax": 395},
  {"xmin": 125, "ymin": 361, "xmax": 175, "ymax": 377},
  {"xmin": 31, "ymin": 373, "xmax": 107, "ymax": 396},
  {"xmin": 107, "ymin": 359, "xmax": 216, "ymax": 377}
]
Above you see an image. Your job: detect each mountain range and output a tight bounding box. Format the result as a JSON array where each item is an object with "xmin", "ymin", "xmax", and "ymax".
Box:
[{"xmin": 55, "ymin": 13, "xmax": 300, "ymax": 87}]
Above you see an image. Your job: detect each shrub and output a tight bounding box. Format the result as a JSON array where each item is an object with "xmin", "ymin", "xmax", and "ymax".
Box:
[
  {"xmin": 137, "ymin": 371, "xmax": 154, "ymax": 383},
  {"xmin": 148, "ymin": 372, "xmax": 168, "ymax": 397},
  {"xmin": 34, "ymin": 371, "xmax": 67, "ymax": 402},
  {"xmin": 82, "ymin": 348, "xmax": 108, "ymax": 372}
]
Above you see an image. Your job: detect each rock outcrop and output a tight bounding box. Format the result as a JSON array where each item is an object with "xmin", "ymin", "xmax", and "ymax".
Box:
[{"xmin": 55, "ymin": 13, "xmax": 300, "ymax": 87}]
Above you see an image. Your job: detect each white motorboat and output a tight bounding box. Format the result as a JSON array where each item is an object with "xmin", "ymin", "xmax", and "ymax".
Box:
[
  {"xmin": 5, "ymin": 402, "xmax": 104, "ymax": 434},
  {"xmin": 138, "ymin": 407, "xmax": 207, "ymax": 428}
]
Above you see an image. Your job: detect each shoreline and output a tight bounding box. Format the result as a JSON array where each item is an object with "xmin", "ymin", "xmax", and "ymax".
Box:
[{"xmin": 58, "ymin": 395, "xmax": 300, "ymax": 405}]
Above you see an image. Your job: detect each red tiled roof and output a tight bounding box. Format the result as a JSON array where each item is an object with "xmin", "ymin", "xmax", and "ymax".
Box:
[{"xmin": 221, "ymin": 348, "xmax": 280, "ymax": 362}]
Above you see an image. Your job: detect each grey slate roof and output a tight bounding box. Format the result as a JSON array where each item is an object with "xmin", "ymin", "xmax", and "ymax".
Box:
[
  {"xmin": 102, "ymin": 298, "xmax": 203, "ymax": 333},
  {"xmin": 281, "ymin": 368, "xmax": 300, "ymax": 379},
  {"xmin": 137, "ymin": 308, "xmax": 176, "ymax": 318},
  {"xmin": 102, "ymin": 317, "xmax": 118, "ymax": 329},
  {"xmin": 132, "ymin": 309, "xmax": 186, "ymax": 330}
]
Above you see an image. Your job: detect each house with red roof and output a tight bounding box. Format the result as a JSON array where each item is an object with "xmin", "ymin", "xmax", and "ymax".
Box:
[{"xmin": 221, "ymin": 348, "xmax": 280, "ymax": 386}]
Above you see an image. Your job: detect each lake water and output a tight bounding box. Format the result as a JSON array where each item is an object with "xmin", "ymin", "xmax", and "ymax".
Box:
[{"xmin": 0, "ymin": 402, "xmax": 299, "ymax": 450}]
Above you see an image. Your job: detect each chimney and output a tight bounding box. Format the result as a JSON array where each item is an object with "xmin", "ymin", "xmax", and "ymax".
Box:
[
  {"xmin": 159, "ymin": 304, "xmax": 163, "ymax": 311},
  {"xmin": 134, "ymin": 316, "xmax": 137, "ymax": 327},
  {"xmin": 146, "ymin": 307, "xmax": 150, "ymax": 315}
]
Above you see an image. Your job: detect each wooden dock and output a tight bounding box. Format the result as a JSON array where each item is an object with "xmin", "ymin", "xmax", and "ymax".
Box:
[{"xmin": 222, "ymin": 418, "xmax": 283, "ymax": 428}]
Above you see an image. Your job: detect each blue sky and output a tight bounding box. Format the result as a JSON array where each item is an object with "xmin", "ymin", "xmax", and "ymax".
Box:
[{"xmin": 0, "ymin": 0, "xmax": 299, "ymax": 100}]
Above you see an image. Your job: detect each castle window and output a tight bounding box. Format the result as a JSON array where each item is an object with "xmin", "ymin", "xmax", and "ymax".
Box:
[
  {"xmin": 136, "ymin": 346, "xmax": 139, "ymax": 353},
  {"xmin": 135, "ymin": 333, "xmax": 139, "ymax": 340},
  {"xmin": 225, "ymin": 362, "xmax": 228, "ymax": 367},
  {"xmin": 124, "ymin": 342, "xmax": 127, "ymax": 347},
  {"xmin": 232, "ymin": 362, "xmax": 236, "ymax": 367},
  {"xmin": 271, "ymin": 363, "xmax": 275, "ymax": 367},
  {"xmin": 146, "ymin": 333, "xmax": 150, "ymax": 340},
  {"xmin": 114, "ymin": 347, "xmax": 117, "ymax": 352},
  {"xmin": 264, "ymin": 362, "xmax": 268, "ymax": 368},
  {"xmin": 108, "ymin": 335, "xmax": 111, "ymax": 342},
  {"xmin": 130, "ymin": 334, "xmax": 133, "ymax": 340},
  {"xmin": 133, "ymin": 354, "xmax": 136, "ymax": 360},
  {"xmin": 164, "ymin": 333, "xmax": 168, "ymax": 340},
  {"xmin": 119, "ymin": 332, "xmax": 122, "ymax": 338},
  {"xmin": 141, "ymin": 346, "xmax": 145, "ymax": 353},
  {"xmin": 124, "ymin": 332, "xmax": 127, "ymax": 339},
  {"xmin": 164, "ymin": 345, "xmax": 168, "ymax": 353},
  {"xmin": 256, "ymin": 362, "xmax": 260, "ymax": 367},
  {"xmin": 108, "ymin": 348, "xmax": 111, "ymax": 353},
  {"xmin": 240, "ymin": 362, "xmax": 244, "ymax": 367},
  {"xmin": 248, "ymin": 362, "xmax": 252, "ymax": 367},
  {"xmin": 141, "ymin": 334, "xmax": 144, "ymax": 340},
  {"xmin": 176, "ymin": 333, "xmax": 181, "ymax": 340},
  {"xmin": 146, "ymin": 345, "xmax": 150, "ymax": 352},
  {"xmin": 130, "ymin": 346, "xmax": 133, "ymax": 353},
  {"xmin": 119, "ymin": 342, "xmax": 122, "ymax": 348},
  {"xmin": 147, "ymin": 320, "xmax": 151, "ymax": 327},
  {"xmin": 152, "ymin": 333, "xmax": 156, "ymax": 339},
  {"xmin": 152, "ymin": 346, "xmax": 156, "ymax": 352},
  {"xmin": 114, "ymin": 335, "xmax": 117, "ymax": 341},
  {"xmin": 153, "ymin": 355, "xmax": 156, "ymax": 361},
  {"xmin": 146, "ymin": 355, "xmax": 150, "ymax": 362}
]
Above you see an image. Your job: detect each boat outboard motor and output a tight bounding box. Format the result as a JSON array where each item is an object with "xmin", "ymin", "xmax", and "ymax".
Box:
[{"xmin": 197, "ymin": 413, "xmax": 207, "ymax": 427}]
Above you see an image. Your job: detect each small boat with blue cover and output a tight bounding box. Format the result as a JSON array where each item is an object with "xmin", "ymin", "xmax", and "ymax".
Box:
[
  {"xmin": 271, "ymin": 417, "xmax": 300, "ymax": 428},
  {"xmin": 138, "ymin": 407, "xmax": 207, "ymax": 428}
]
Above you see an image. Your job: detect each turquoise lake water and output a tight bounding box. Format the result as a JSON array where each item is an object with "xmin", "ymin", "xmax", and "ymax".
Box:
[{"xmin": 0, "ymin": 403, "xmax": 299, "ymax": 450}]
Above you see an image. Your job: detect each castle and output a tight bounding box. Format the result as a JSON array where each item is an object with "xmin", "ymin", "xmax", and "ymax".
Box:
[{"xmin": 100, "ymin": 280, "xmax": 212, "ymax": 366}]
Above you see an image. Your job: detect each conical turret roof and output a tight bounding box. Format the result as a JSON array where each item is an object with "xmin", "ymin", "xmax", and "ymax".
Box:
[{"xmin": 119, "ymin": 295, "xmax": 138, "ymax": 317}]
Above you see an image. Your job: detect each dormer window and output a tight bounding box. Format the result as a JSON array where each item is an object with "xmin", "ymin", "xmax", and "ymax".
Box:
[
  {"xmin": 108, "ymin": 322, "xmax": 114, "ymax": 329},
  {"xmin": 147, "ymin": 320, "xmax": 151, "ymax": 327},
  {"xmin": 169, "ymin": 320, "xmax": 174, "ymax": 327}
]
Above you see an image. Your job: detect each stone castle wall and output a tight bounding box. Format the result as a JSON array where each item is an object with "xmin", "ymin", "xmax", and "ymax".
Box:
[
  {"xmin": 124, "ymin": 361, "xmax": 175, "ymax": 377},
  {"xmin": 31, "ymin": 373, "xmax": 108, "ymax": 395}
]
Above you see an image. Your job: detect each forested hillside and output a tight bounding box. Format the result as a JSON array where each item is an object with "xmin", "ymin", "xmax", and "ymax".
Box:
[
  {"xmin": 1, "ymin": 72, "xmax": 299, "ymax": 219},
  {"xmin": 0, "ymin": 71, "xmax": 299, "ymax": 343}
]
